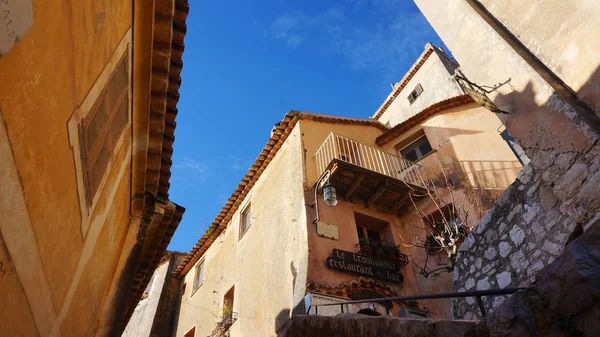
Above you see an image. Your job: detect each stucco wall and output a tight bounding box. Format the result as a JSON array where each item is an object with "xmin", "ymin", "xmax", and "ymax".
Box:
[
  {"xmin": 300, "ymin": 103, "xmax": 521, "ymax": 319},
  {"xmin": 476, "ymin": 0, "xmax": 600, "ymax": 116},
  {"xmin": 175, "ymin": 124, "xmax": 309, "ymax": 337},
  {"xmin": 415, "ymin": 0, "xmax": 600, "ymax": 319},
  {"xmin": 391, "ymin": 103, "xmax": 521, "ymax": 189},
  {"xmin": 377, "ymin": 50, "xmax": 464, "ymax": 127},
  {"xmin": 123, "ymin": 260, "xmax": 171, "ymax": 337},
  {"xmin": 0, "ymin": 233, "xmax": 40, "ymax": 337},
  {"xmin": 452, "ymin": 164, "xmax": 578, "ymax": 319},
  {"xmin": 0, "ymin": 0, "xmax": 134, "ymax": 336}
]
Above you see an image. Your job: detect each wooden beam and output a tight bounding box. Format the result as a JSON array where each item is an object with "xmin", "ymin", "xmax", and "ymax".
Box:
[
  {"xmin": 390, "ymin": 195, "xmax": 410, "ymax": 214},
  {"xmin": 345, "ymin": 172, "xmax": 365, "ymax": 201},
  {"xmin": 366, "ymin": 180, "xmax": 388, "ymax": 208}
]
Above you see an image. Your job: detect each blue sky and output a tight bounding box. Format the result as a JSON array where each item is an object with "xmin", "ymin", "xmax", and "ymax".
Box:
[{"xmin": 167, "ymin": 0, "xmax": 446, "ymax": 252}]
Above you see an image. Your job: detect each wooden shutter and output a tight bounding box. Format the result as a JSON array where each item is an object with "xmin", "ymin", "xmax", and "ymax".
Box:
[
  {"xmin": 79, "ymin": 52, "xmax": 130, "ymax": 206},
  {"xmin": 415, "ymin": 83, "xmax": 423, "ymax": 96}
]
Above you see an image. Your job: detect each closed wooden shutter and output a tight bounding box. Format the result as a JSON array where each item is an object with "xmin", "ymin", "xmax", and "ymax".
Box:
[{"xmin": 79, "ymin": 52, "xmax": 130, "ymax": 206}]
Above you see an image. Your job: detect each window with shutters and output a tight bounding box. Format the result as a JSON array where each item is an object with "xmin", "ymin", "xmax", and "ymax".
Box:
[
  {"xmin": 78, "ymin": 52, "xmax": 130, "ymax": 206},
  {"xmin": 67, "ymin": 31, "xmax": 131, "ymax": 237},
  {"xmin": 407, "ymin": 83, "xmax": 423, "ymax": 105}
]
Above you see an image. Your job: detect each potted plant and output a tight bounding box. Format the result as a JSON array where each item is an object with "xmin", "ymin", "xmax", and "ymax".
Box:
[
  {"xmin": 222, "ymin": 304, "xmax": 232, "ymax": 318},
  {"xmin": 358, "ymin": 237, "xmax": 374, "ymax": 255}
]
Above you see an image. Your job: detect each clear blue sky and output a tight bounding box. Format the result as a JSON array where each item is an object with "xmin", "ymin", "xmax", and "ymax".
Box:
[{"xmin": 167, "ymin": 0, "xmax": 446, "ymax": 252}]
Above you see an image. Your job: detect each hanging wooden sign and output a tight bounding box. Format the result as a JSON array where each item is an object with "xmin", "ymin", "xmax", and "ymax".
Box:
[{"xmin": 326, "ymin": 249, "xmax": 404, "ymax": 283}]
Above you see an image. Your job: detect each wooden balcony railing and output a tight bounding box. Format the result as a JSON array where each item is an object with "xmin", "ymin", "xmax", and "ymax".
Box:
[{"xmin": 315, "ymin": 133, "xmax": 425, "ymax": 187}]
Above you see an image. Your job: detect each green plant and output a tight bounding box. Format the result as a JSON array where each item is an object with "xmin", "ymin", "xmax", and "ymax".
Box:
[{"xmin": 222, "ymin": 304, "xmax": 232, "ymax": 316}]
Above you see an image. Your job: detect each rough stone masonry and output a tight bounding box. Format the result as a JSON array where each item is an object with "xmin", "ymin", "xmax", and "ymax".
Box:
[{"xmin": 453, "ymin": 140, "xmax": 600, "ymax": 319}]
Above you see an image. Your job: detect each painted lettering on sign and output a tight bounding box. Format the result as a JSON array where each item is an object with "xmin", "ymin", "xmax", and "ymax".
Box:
[{"xmin": 326, "ymin": 249, "xmax": 404, "ymax": 283}]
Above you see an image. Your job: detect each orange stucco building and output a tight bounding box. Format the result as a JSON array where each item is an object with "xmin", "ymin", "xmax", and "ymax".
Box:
[
  {"xmin": 0, "ymin": 1, "xmax": 188, "ymax": 336},
  {"xmin": 155, "ymin": 45, "xmax": 522, "ymax": 337}
]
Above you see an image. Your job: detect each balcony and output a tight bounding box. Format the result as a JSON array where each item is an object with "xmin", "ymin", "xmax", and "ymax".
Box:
[
  {"xmin": 358, "ymin": 240, "xmax": 410, "ymax": 267},
  {"xmin": 315, "ymin": 133, "xmax": 426, "ymax": 214},
  {"xmin": 210, "ymin": 311, "xmax": 238, "ymax": 337}
]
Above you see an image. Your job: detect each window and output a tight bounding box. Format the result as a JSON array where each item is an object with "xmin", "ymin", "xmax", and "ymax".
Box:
[
  {"xmin": 354, "ymin": 212, "xmax": 389, "ymax": 244},
  {"xmin": 223, "ymin": 286, "xmax": 235, "ymax": 318},
  {"xmin": 192, "ymin": 260, "xmax": 204, "ymax": 294},
  {"xmin": 399, "ymin": 134, "xmax": 433, "ymax": 162},
  {"xmin": 407, "ymin": 84, "xmax": 423, "ymax": 104},
  {"xmin": 79, "ymin": 52, "xmax": 129, "ymax": 206},
  {"xmin": 356, "ymin": 226, "xmax": 382, "ymax": 244},
  {"xmin": 239, "ymin": 204, "xmax": 252, "ymax": 239},
  {"xmin": 183, "ymin": 327, "xmax": 196, "ymax": 337}
]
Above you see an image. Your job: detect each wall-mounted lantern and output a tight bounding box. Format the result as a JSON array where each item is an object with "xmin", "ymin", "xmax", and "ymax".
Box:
[
  {"xmin": 323, "ymin": 182, "xmax": 338, "ymax": 207},
  {"xmin": 312, "ymin": 170, "xmax": 337, "ymax": 224}
]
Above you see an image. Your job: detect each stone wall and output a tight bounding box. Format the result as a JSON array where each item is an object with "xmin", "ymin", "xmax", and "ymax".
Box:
[
  {"xmin": 452, "ymin": 164, "xmax": 581, "ymax": 319},
  {"xmin": 415, "ymin": 0, "xmax": 600, "ymax": 321}
]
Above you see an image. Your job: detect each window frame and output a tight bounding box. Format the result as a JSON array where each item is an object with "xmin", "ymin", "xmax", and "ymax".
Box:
[
  {"xmin": 191, "ymin": 260, "xmax": 205, "ymax": 295},
  {"xmin": 239, "ymin": 203, "xmax": 252, "ymax": 240},
  {"xmin": 66, "ymin": 30, "xmax": 132, "ymax": 238},
  {"xmin": 399, "ymin": 134, "xmax": 433, "ymax": 162},
  {"xmin": 407, "ymin": 83, "xmax": 423, "ymax": 105},
  {"xmin": 356, "ymin": 225, "xmax": 383, "ymax": 244},
  {"xmin": 183, "ymin": 326, "xmax": 196, "ymax": 337}
]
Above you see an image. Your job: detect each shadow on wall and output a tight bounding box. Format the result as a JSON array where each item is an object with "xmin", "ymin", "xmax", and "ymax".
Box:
[
  {"xmin": 275, "ymin": 308, "xmax": 291, "ymax": 337},
  {"xmin": 419, "ymin": 124, "xmax": 521, "ymax": 189}
]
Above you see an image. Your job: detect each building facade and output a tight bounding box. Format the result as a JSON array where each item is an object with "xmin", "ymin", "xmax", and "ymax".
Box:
[
  {"xmin": 414, "ymin": 0, "xmax": 600, "ymax": 319},
  {"xmin": 167, "ymin": 46, "xmax": 522, "ymax": 337},
  {"xmin": 0, "ymin": 1, "xmax": 188, "ymax": 336}
]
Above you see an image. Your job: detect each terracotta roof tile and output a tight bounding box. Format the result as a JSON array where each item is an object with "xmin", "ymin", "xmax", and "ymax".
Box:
[
  {"xmin": 373, "ymin": 47, "xmax": 435, "ymax": 120},
  {"xmin": 375, "ymin": 94, "xmax": 474, "ymax": 146},
  {"xmin": 172, "ymin": 111, "xmax": 387, "ymax": 278}
]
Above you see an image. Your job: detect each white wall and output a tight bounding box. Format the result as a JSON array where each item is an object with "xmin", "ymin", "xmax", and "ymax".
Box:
[{"xmin": 378, "ymin": 51, "xmax": 464, "ymax": 127}]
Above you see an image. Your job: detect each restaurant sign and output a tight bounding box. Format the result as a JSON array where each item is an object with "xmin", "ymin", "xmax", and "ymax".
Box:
[{"xmin": 326, "ymin": 249, "xmax": 404, "ymax": 283}]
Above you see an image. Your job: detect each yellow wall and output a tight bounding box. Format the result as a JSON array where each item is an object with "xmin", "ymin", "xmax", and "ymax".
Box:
[
  {"xmin": 298, "ymin": 105, "xmax": 521, "ymax": 318},
  {"xmin": 393, "ymin": 103, "xmax": 522, "ymax": 189},
  {"xmin": 0, "ymin": 0, "xmax": 134, "ymax": 336},
  {"xmin": 175, "ymin": 125, "xmax": 309, "ymax": 337}
]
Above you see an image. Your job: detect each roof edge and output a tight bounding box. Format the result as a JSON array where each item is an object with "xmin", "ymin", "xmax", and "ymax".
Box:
[
  {"xmin": 173, "ymin": 111, "xmax": 388, "ymax": 278},
  {"xmin": 375, "ymin": 94, "xmax": 474, "ymax": 146},
  {"xmin": 372, "ymin": 45, "xmax": 436, "ymax": 120}
]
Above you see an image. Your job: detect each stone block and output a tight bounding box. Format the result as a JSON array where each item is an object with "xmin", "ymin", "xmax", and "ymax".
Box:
[
  {"xmin": 509, "ymin": 227, "xmax": 525, "ymax": 246},
  {"xmin": 499, "ymin": 242, "xmax": 512, "ymax": 258},
  {"xmin": 541, "ymin": 241, "xmax": 562, "ymax": 256},
  {"xmin": 507, "ymin": 204, "xmax": 522, "ymax": 222},
  {"xmin": 534, "ymin": 223, "xmax": 600, "ymax": 336},
  {"xmin": 517, "ymin": 164, "xmax": 533, "ymax": 185},
  {"xmin": 539, "ymin": 185, "xmax": 558, "ymax": 210},
  {"xmin": 496, "ymin": 271, "xmax": 512, "ymax": 289},
  {"xmin": 476, "ymin": 277, "xmax": 491, "ymax": 291},
  {"xmin": 523, "ymin": 204, "xmax": 542, "ymax": 224},
  {"xmin": 553, "ymin": 163, "xmax": 588, "ymax": 201},
  {"xmin": 484, "ymin": 247, "xmax": 497, "ymax": 260}
]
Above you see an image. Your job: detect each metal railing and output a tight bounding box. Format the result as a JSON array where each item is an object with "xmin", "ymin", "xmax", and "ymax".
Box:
[
  {"xmin": 315, "ymin": 133, "xmax": 425, "ymax": 187},
  {"xmin": 307, "ymin": 288, "xmax": 526, "ymax": 318},
  {"xmin": 210, "ymin": 311, "xmax": 238, "ymax": 337}
]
